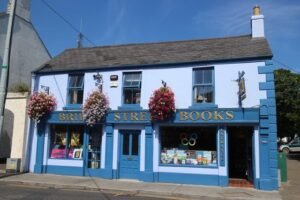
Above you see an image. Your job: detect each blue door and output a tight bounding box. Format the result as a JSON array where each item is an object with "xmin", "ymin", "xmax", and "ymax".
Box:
[{"xmin": 119, "ymin": 130, "xmax": 140, "ymax": 179}]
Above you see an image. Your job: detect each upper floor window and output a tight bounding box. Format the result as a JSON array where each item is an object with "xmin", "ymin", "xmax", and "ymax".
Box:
[
  {"xmin": 68, "ymin": 74, "xmax": 84, "ymax": 105},
  {"xmin": 193, "ymin": 68, "xmax": 214, "ymax": 104},
  {"xmin": 123, "ymin": 72, "xmax": 142, "ymax": 104}
]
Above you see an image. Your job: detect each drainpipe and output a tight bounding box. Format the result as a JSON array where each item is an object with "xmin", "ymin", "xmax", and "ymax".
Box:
[{"xmin": 0, "ymin": 0, "xmax": 17, "ymax": 139}]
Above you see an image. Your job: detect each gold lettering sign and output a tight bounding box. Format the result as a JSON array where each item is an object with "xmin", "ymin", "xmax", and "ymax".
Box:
[
  {"xmin": 178, "ymin": 111, "xmax": 234, "ymax": 121},
  {"xmin": 113, "ymin": 112, "xmax": 150, "ymax": 121},
  {"xmin": 58, "ymin": 113, "xmax": 83, "ymax": 121}
]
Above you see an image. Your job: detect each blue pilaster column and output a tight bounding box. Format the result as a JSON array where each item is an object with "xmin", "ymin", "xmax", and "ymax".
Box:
[
  {"xmin": 258, "ymin": 60, "xmax": 278, "ymax": 190},
  {"xmin": 34, "ymin": 121, "xmax": 46, "ymax": 173},
  {"xmin": 104, "ymin": 124, "xmax": 114, "ymax": 179},
  {"xmin": 142, "ymin": 124, "xmax": 154, "ymax": 181}
]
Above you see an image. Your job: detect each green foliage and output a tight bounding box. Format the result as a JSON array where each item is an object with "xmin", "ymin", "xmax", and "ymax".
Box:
[
  {"xmin": 274, "ymin": 69, "xmax": 300, "ymax": 138},
  {"xmin": 10, "ymin": 82, "xmax": 30, "ymax": 93}
]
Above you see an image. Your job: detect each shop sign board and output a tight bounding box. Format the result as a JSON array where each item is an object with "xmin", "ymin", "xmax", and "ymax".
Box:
[
  {"xmin": 107, "ymin": 108, "xmax": 259, "ymax": 124},
  {"xmin": 47, "ymin": 108, "xmax": 259, "ymax": 124}
]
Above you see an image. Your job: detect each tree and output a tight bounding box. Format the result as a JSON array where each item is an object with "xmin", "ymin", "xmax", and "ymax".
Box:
[{"xmin": 274, "ymin": 69, "xmax": 300, "ymax": 138}]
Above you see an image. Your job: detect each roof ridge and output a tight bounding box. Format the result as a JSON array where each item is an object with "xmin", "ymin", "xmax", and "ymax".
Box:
[{"xmin": 63, "ymin": 34, "xmax": 253, "ymax": 52}]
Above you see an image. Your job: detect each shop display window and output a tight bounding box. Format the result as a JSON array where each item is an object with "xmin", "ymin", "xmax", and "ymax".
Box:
[
  {"xmin": 160, "ymin": 126, "xmax": 217, "ymax": 167},
  {"xmin": 50, "ymin": 125, "xmax": 84, "ymax": 159}
]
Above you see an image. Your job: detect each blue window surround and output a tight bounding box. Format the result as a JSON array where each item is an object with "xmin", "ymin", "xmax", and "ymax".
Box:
[
  {"xmin": 64, "ymin": 74, "xmax": 84, "ymax": 110},
  {"xmin": 158, "ymin": 125, "xmax": 218, "ymax": 169},
  {"xmin": 121, "ymin": 72, "xmax": 142, "ymax": 109},
  {"xmin": 191, "ymin": 67, "xmax": 217, "ymax": 108}
]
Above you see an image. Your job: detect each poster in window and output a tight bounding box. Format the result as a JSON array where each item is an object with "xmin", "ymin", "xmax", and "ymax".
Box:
[{"xmin": 73, "ymin": 148, "xmax": 82, "ymax": 159}]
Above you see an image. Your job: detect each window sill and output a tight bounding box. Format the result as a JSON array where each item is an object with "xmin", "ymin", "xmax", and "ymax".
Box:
[
  {"xmin": 118, "ymin": 105, "xmax": 142, "ymax": 110},
  {"xmin": 63, "ymin": 104, "xmax": 82, "ymax": 110},
  {"xmin": 189, "ymin": 103, "xmax": 218, "ymax": 109}
]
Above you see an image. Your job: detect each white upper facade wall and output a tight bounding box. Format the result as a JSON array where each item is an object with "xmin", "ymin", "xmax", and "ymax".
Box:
[{"xmin": 37, "ymin": 61, "xmax": 266, "ymax": 110}]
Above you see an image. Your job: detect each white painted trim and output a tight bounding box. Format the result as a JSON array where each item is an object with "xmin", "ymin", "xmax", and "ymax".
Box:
[
  {"xmin": 47, "ymin": 159, "xmax": 83, "ymax": 167},
  {"xmin": 43, "ymin": 127, "xmax": 48, "ymax": 165},
  {"xmin": 29, "ymin": 123, "xmax": 37, "ymax": 172},
  {"xmin": 158, "ymin": 166, "xmax": 219, "ymax": 175},
  {"xmin": 140, "ymin": 129, "xmax": 145, "ymax": 171},
  {"xmin": 101, "ymin": 127, "xmax": 106, "ymax": 169},
  {"xmin": 153, "ymin": 125, "xmax": 159, "ymax": 172},
  {"xmin": 112, "ymin": 129, "xmax": 119, "ymax": 170}
]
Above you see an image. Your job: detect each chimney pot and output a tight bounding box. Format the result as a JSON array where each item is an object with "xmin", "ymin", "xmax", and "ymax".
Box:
[{"xmin": 253, "ymin": 5, "xmax": 261, "ymax": 15}]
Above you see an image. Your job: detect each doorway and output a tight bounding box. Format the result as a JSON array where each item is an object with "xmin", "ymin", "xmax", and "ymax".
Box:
[
  {"xmin": 119, "ymin": 130, "xmax": 140, "ymax": 179},
  {"xmin": 228, "ymin": 126, "xmax": 254, "ymax": 187}
]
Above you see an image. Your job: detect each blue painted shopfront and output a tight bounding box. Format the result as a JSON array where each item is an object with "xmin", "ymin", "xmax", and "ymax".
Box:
[{"xmin": 33, "ymin": 106, "xmax": 273, "ymax": 189}]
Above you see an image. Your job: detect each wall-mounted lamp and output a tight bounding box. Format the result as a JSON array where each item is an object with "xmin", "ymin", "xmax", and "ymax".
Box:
[{"xmin": 93, "ymin": 72, "xmax": 103, "ymax": 92}]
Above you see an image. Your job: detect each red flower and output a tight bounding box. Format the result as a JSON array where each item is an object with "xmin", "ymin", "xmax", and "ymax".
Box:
[{"xmin": 148, "ymin": 86, "xmax": 175, "ymax": 121}]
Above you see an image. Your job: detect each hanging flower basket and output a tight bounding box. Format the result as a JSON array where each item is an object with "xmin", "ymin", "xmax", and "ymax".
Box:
[
  {"xmin": 148, "ymin": 86, "xmax": 175, "ymax": 121},
  {"xmin": 83, "ymin": 90, "xmax": 109, "ymax": 126},
  {"xmin": 27, "ymin": 92, "xmax": 56, "ymax": 123}
]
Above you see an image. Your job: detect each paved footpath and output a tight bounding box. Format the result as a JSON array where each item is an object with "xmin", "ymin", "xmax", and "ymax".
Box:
[
  {"xmin": 0, "ymin": 173, "xmax": 280, "ymax": 200},
  {"xmin": 279, "ymin": 154, "xmax": 300, "ymax": 200}
]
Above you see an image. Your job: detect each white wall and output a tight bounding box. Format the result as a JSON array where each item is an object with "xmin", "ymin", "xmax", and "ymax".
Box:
[
  {"xmin": 215, "ymin": 62, "xmax": 266, "ymax": 108},
  {"xmin": 36, "ymin": 61, "xmax": 266, "ymax": 111},
  {"xmin": 39, "ymin": 74, "xmax": 68, "ymax": 110}
]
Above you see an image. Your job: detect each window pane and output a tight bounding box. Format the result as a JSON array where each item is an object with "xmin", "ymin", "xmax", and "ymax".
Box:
[
  {"xmin": 194, "ymin": 70, "xmax": 204, "ymax": 84},
  {"xmin": 194, "ymin": 69, "xmax": 212, "ymax": 84},
  {"xmin": 68, "ymin": 125, "xmax": 84, "ymax": 159},
  {"xmin": 123, "ymin": 134, "xmax": 129, "ymax": 155},
  {"xmin": 124, "ymin": 89, "xmax": 141, "ymax": 104},
  {"xmin": 160, "ymin": 127, "xmax": 217, "ymax": 166},
  {"xmin": 50, "ymin": 125, "xmax": 67, "ymax": 159},
  {"xmin": 89, "ymin": 126, "xmax": 102, "ymax": 151},
  {"xmin": 69, "ymin": 75, "xmax": 84, "ymax": 88},
  {"xmin": 194, "ymin": 86, "xmax": 213, "ymax": 103},
  {"xmin": 203, "ymin": 69, "xmax": 212, "ymax": 84},
  {"xmin": 132, "ymin": 134, "xmax": 139, "ymax": 155},
  {"xmin": 123, "ymin": 73, "xmax": 141, "ymax": 87},
  {"xmin": 69, "ymin": 89, "xmax": 83, "ymax": 104}
]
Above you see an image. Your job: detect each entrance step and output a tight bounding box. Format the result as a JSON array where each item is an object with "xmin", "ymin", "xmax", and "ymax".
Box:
[{"xmin": 229, "ymin": 179, "xmax": 253, "ymax": 188}]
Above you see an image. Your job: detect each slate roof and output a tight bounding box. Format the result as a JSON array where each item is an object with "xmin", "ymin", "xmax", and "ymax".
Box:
[{"xmin": 35, "ymin": 35, "xmax": 273, "ymax": 73}]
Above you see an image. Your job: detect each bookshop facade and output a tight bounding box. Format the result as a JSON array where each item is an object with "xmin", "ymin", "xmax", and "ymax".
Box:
[
  {"xmin": 28, "ymin": 7, "xmax": 278, "ymax": 190},
  {"xmin": 32, "ymin": 107, "xmax": 261, "ymax": 187}
]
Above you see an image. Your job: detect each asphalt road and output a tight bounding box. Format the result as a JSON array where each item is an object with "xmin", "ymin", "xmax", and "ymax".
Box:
[
  {"xmin": 279, "ymin": 153, "xmax": 300, "ymax": 200},
  {"xmin": 0, "ymin": 182, "xmax": 169, "ymax": 200}
]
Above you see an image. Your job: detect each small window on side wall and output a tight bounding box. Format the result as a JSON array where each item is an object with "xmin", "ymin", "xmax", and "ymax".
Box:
[
  {"xmin": 193, "ymin": 68, "xmax": 214, "ymax": 104},
  {"xmin": 122, "ymin": 72, "xmax": 142, "ymax": 104},
  {"xmin": 67, "ymin": 74, "xmax": 84, "ymax": 105}
]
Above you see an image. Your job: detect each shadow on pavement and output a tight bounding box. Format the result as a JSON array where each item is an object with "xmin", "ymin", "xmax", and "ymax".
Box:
[
  {"xmin": 287, "ymin": 153, "xmax": 300, "ymax": 161},
  {"xmin": 0, "ymin": 172, "xmax": 26, "ymax": 179}
]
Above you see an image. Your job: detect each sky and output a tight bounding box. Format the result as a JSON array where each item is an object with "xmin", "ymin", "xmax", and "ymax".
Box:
[{"xmin": 1, "ymin": 0, "xmax": 300, "ymax": 73}]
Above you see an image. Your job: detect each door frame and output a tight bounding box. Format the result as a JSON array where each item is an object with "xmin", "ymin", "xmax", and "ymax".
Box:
[
  {"xmin": 227, "ymin": 126, "xmax": 254, "ymax": 182},
  {"xmin": 84, "ymin": 125, "xmax": 103, "ymax": 177},
  {"xmin": 118, "ymin": 129, "xmax": 141, "ymax": 179}
]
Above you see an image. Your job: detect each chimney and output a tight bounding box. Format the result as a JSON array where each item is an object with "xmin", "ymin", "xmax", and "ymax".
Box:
[{"xmin": 251, "ymin": 5, "xmax": 265, "ymax": 38}]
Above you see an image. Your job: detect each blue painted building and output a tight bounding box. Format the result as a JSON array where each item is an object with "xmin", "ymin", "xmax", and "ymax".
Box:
[{"xmin": 27, "ymin": 6, "xmax": 278, "ymax": 190}]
